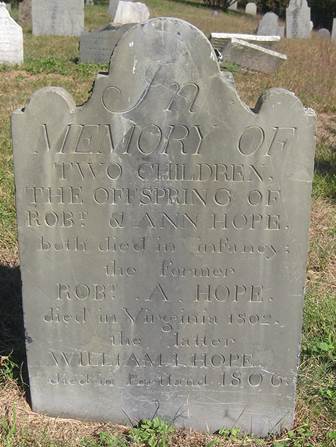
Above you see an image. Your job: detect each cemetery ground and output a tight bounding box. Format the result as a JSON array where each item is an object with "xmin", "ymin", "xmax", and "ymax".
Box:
[{"xmin": 0, "ymin": 1, "xmax": 335, "ymax": 446}]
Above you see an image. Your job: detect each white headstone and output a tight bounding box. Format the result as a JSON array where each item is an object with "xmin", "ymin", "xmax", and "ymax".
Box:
[
  {"xmin": 245, "ymin": 2, "xmax": 257, "ymax": 15},
  {"xmin": 113, "ymin": 1, "xmax": 149, "ymax": 25},
  {"xmin": 32, "ymin": 0, "xmax": 84, "ymax": 36},
  {"xmin": 309, "ymin": 20, "xmax": 314, "ymax": 32},
  {"xmin": 257, "ymin": 12, "xmax": 283, "ymax": 37},
  {"xmin": 318, "ymin": 28, "xmax": 330, "ymax": 39},
  {"xmin": 332, "ymin": 18, "xmax": 336, "ymax": 40},
  {"xmin": 0, "ymin": 2, "xmax": 23, "ymax": 65},
  {"xmin": 286, "ymin": 0, "xmax": 311, "ymax": 39}
]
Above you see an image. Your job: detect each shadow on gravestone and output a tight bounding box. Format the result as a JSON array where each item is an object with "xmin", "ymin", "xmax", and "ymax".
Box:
[{"xmin": 12, "ymin": 18, "xmax": 316, "ymax": 436}]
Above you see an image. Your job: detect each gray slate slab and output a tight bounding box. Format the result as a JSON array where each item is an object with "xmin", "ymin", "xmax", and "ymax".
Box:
[
  {"xmin": 32, "ymin": 0, "xmax": 84, "ymax": 36},
  {"xmin": 12, "ymin": 17, "xmax": 315, "ymax": 436},
  {"xmin": 221, "ymin": 38, "xmax": 287, "ymax": 73},
  {"xmin": 80, "ymin": 23, "xmax": 135, "ymax": 64}
]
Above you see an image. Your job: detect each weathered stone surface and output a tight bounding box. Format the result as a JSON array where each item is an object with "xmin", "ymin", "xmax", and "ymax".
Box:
[
  {"xmin": 12, "ymin": 18, "xmax": 315, "ymax": 436},
  {"xmin": 32, "ymin": 0, "xmax": 84, "ymax": 36},
  {"xmin": 286, "ymin": 0, "xmax": 311, "ymax": 39},
  {"xmin": 113, "ymin": 1, "xmax": 149, "ymax": 24},
  {"xmin": 80, "ymin": 23, "xmax": 134, "ymax": 64},
  {"xmin": 210, "ymin": 33, "xmax": 280, "ymax": 54},
  {"xmin": 0, "ymin": 2, "xmax": 23, "ymax": 64},
  {"xmin": 19, "ymin": 0, "xmax": 32, "ymax": 24},
  {"xmin": 245, "ymin": 2, "xmax": 256, "ymax": 15},
  {"xmin": 221, "ymin": 37, "xmax": 287, "ymax": 73},
  {"xmin": 332, "ymin": 18, "xmax": 336, "ymax": 40},
  {"xmin": 257, "ymin": 12, "xmax": 283, "ymax": 37},
  {"xmin": 318, "ymin": 28, "xmax": 330, "ymax": 39}
]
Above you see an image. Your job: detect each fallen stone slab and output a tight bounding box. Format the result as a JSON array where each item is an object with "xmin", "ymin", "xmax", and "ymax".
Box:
[
  {"xmin": 210, "ymin": 32, "xmax": 281, "ymax": 53},
  {"xmin": 221, "ymin": 37, "xmax": 287, "ymax": 74},
  {"xmin": 80, "ymin": 23, "xmax": 135, "ymax": 64}
]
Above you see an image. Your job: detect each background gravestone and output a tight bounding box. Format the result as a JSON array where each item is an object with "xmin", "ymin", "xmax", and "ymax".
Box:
[
  {"xmin": 80, "ymin": 23, "xmax": 134, "ymax": 64},
  {"xmin": 332, "ymin": 18, "xmax": 336, "ymax": 40},
  {"xmin": 257, "ymin": 12, "xmax": 284, "ymax": 37},
  {"xmin": 32, "ymin": 0, "xmax": 84, "ymax": 36},
  {"xmin": 109, "ymin": 0, "xmax": 120, "ymax": 19},
  {"xmin": 19, "ymin": 0, "xmax": 32, "ymax": 25},
  {"xmin": 286, "ymin": 0, "xmax": 311, "ymax": 38},
  {"xmin": 318, "ymin": 28, "xmax": 330, "ymax": 38},
  {"xmin": 0, "ymin": 2, "xmax": 23, "ymax": 64},
  {"xmin": 245, "ymin": 2, "xmax": 257, "ymax": 15},
  {"xmin": 113, "ymin": 1, "xmax": 149, "ymax": 24},
  {"xmin": 12, "ymin": 17, "xmax": 315, "ymax": 436}
]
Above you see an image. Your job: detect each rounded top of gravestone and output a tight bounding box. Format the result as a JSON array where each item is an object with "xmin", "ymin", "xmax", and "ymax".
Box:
[
  {"xmin": 318, "ymin": 28, "xmax": 330, "ymax": 38},
  {"xmin": 19, "ymin": 16, "xmax": 313, "ymax": 133},
  {"xmin": 263, "ymin": 12, "xmax": 279, "ymax": 20}
]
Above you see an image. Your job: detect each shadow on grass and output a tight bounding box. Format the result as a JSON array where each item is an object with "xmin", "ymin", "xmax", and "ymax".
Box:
[
  {"xmin": 0, "ymin": 264, "xmax": 30, "ymax": 397},
  {"xmin": 313, "ymin": 121, "xmax": 336, "ymax": 202}
]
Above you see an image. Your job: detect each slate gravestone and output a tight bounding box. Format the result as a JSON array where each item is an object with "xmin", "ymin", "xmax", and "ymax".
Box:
[
  {"xmin": 0, "ymin": 2, "xmax": 23, "ymax": 64},
  {"xmin": 12, "ymin": 18, "xmax": 316, "ymax": 436},
  {"xmin": 80, "ymin": 23, "xmax": 134, "ymax": 64},
  {"xmin": 32, "ymin": 0, "xmax": 84, "ymax": 36},
  {"xmin": 332, "ymin": 18, "xmax": 336, "ymax": 40},
  {"xmin": 19, "ymin": 0, "xmax": 32, "ymax": 25},
  {"xmin": 245, "ymin": 2, "xmax": 256, "ymax": 15},
  {"xmin": 286, "ymin": 0, "xmax": 311, "ymax": 39},
  {"xmin": 257, "ymin": 12, "xmax": 283, "ymax": 37}
]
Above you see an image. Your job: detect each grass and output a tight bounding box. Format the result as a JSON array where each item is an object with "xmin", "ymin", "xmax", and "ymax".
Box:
[{"xmin": 0, "ymin": 1, "xmax": 335, "ymax": 446}]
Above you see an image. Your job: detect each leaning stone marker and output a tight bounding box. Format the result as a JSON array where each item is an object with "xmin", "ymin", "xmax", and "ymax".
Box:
[
  {"xmin": 0, "ymin": 2, "xmax": 23, "ymax": 64},
  {"xmin": 221, "ymin": 37, "xmax": 287, "ymax": 74},
  {"xmin": 32, "ymin": 0, "xmax": 84, "ymax": 36},
  {"xmin": 286, "ymin": 0, "xmax": 311, "ymax": 39},
  {"xmin": 12, "ymin": 18, "xmax": 316, "ymax": 436}
]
